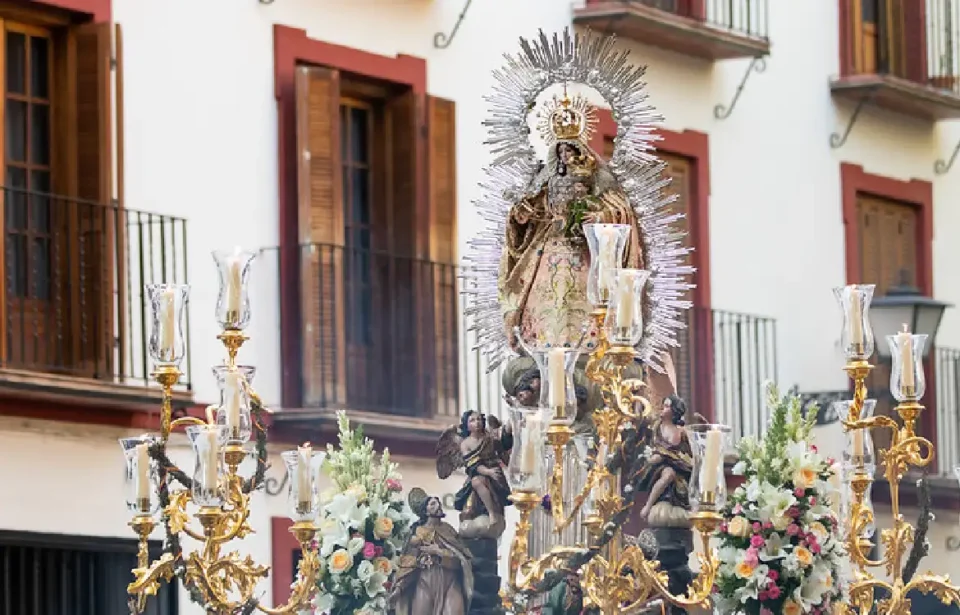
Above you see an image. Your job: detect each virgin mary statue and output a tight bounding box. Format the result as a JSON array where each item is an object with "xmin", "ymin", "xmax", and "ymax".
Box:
[{"xmin": 499, "ymin": 94, "xmax": 644, "ymax": 353}]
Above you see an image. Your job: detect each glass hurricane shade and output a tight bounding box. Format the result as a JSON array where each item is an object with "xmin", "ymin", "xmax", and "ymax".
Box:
[
  {"xmin": 213, "ymin": 248, "xmax": 257, "ymax": 331},
  {"xmin": 119, "ymin": 436, "xmax": 160, "ymax": 516},
  {"xmin": 147, "ymin": 284, "xmax": 190, "ymax": 366}
]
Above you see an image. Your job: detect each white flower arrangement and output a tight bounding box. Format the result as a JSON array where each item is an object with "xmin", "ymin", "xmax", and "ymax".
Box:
[
  {"xmin": 308, "ymin": 411, "xmax": 416, "ymax": 615},
  {"xmin": 713, "ymin": 384, "xmax": 845, "ymax": 615}
]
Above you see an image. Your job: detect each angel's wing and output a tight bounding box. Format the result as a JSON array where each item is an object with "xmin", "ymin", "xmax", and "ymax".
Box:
[{"xmin": 436, "ymin": 425, "xmax": 463, "ymax": 479}]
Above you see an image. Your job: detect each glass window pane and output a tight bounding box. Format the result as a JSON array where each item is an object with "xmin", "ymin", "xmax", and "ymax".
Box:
[
  {"xmin": 30, "ymin": 36, "xmax": 49, "ymax": 98},
  {"xmin": 29, "ymin": 171, "xmax": 50, "ymax": 232},
  {"xmin": 6, "ymin": 234, "xmax": 25, "ymax": 296},
  {"xmin": 31, "ymin": 237, "xmax": 50, "ymax": 299},
  {"xmin": 6, "ymin": 100, "xmax": 27, "ymax": 162},
  {"xmin": 351, "ymin": 168, "xmax": 369, "ymax": 225},
  {"xmin": 30, "ymin": 103, "xmax": 50, "ymax": 165},
  {"xmin": 350, "ymin": 107, "xmax": 368, "ymax": 163},
  {"xmin": 6, "ymin": 167, "xmax": 27, "ymax": 229},
  {"xmin": 6, "ymin": 32, "xmax": 25, "ymax": 95}
]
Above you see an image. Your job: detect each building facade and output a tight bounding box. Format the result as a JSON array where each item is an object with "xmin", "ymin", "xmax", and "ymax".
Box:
[{"xmin": 2, "ymin": 0, "xmax": 960, "ymax": 612}]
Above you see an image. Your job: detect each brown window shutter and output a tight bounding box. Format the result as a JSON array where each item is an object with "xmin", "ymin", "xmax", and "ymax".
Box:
[
  {"xmin": 427, "ymin": 96, "xmax": 458, "ymax": 418},
  {"xmin": 67, "ymin": 22, "xmax": 115, "ymax": 378},
  {"xmin": 295, "ymin": 66, "xmax": 345, "ymax": 407}
]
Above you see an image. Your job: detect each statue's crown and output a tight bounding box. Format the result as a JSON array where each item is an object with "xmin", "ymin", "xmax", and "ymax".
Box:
[{"xmin": 550, "ymin": 95, "xmax": 586, "ymax": 141}]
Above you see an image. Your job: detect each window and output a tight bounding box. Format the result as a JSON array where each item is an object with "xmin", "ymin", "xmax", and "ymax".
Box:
[
  {"xmin": 847, "ymin": 0, "xmax": 930, "ymax": 81},
  {"xmin": 293, "ymin": 65, "xmax": 458, "ymax": 417},
  {"xmin": 0, "ymin": 531, "xmax": 178, "ymax": 615},
  {"xmin": 5, "ymin": 24, "xmax": 52, "ymax": 301},
  {"xmin": 0, "ymin": 18, "xmax": 119, "ymax": 378}
]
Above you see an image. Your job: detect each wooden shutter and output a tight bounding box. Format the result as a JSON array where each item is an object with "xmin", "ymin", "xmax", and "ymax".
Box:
[
  {"xmin": 856, "ymin": 193, "xmax": 920, "ymax": 453},
  {"xmin": 295, "ymin": 66, "xmax": 345, "ymax": 407},
  {"xmin": 384, "ymin": 91, "xmax": 420, "ymax": 413},
  {"xmin": 68, "ymin": 23, "xmax": 115, "ymax": 378},
  {"xmin": 427, "ymin": 96, "xmax": 458, "ymax": 417}
]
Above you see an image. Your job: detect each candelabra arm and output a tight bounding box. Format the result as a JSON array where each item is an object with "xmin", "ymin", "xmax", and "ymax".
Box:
[
  {"xmin": 842, "ymin": 360, "xmax": 873, "ymax": 425},
  {"xmin": 126, "ymin": 514, "xmax": 174, "ymax": 612},
  {"xmin": 546, "ymin": 424, "xmax": 572, "ymax": 527},
  {"xmin": 169, "ymin": 416, "xmax": 207, "ymax": 431},
  {"xmin": 256, "ymin": 522, "xmax": 320, "ymax": 615},
  {"xmin": 152, "ymin": 366, "xmax": 181, "ymax": 441},
  {"xmin": 584, "ymin": 308, "xmax": 609, "ymax": 382}
]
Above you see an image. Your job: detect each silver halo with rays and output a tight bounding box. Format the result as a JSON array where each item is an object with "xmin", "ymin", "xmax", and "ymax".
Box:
[{"xmin": 461, "ymin": 28, "xmax": 695, "ymax": 373}]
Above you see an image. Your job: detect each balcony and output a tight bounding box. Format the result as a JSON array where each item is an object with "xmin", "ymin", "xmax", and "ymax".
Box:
[
  {"xmin": 464, "ymin": 306, "xmax": 779, "ymax": 440},
  {"xmin": 0, "ymin": 187, "xmax": 191, "ymax": 408},
  {"xmin": 572, "ymin": 0, "xmax": 771, "ymax": 60},
  {"xmin": 272, "ymin": 244, "xmax": 460, "ymax": 440},
  {"xmin": 832, "ymin": 0, "xmax": 960, "ymax": 120}
]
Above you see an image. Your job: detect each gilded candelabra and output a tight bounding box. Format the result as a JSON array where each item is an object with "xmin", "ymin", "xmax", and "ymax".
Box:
[
  {"xmin": 835, "ymin": 284, "xmax": 960, "ymax": 615},
  {"xmin": 121, "ymin": 249, "xmax": 322, "ymax": 615},
  {"xmin": 504, "ymin": 224, "xmax": 725, "ymax": 614}
]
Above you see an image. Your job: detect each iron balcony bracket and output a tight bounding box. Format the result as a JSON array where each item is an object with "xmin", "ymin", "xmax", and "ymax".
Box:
[
  {"xmin": 948, "ymin": 536, "xmax": 960, "ymax": 552},
  {"xmin": 714, "ymin": 56, "xmax": 767, "ymax": 120},
  {"xmin": 830, "ymin": 88, "xmax": 878, "ymax": 149},
  {"xmin": 259, "ymin": 0, "xmax": 274, "ymax": 4},
  {"xmin": 935, "ymin": 138, "xmax": 960, "ymax": 175},
  {"xmin": 434, "ymin": 0, "xmax": 474, "ymax": 49}
]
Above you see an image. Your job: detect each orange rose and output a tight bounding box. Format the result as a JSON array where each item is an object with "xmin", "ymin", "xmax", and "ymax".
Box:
[
  {"xmin": 734, "ymin": 560, "xmax": 755, "ymax": 578},
  {"xmin": 374, "ymin": 516, "xmax": 394, "ymax": 539},
  {"xmin": 782, "ymin": 599, "xmax": 802, "ymax": 615},
  {"xmin": 794, "ymin": 545, "xmax": 813, "ymax": 567},
  {"xmin": 328, "ymin": 548, "xmax": 353, "ymax": 574},
  {"xmin": 373, "ymin": 556, "xmax": 392, "ymax": 575}
]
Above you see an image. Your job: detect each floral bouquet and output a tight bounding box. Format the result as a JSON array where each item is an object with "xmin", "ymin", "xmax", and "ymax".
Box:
[
  {"xmin": 713, "ymin": 384, "xmax": 844, "ymax": 615},
  {"xmin": 310, "ymin": 412, "xmax": 415, "ymax": 615}
]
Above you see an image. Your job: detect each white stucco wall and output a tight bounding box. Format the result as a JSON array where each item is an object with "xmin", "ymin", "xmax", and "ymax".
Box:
[{"xmin": 5, "ymin": 0, "xmax": 960, "ymax": 611}]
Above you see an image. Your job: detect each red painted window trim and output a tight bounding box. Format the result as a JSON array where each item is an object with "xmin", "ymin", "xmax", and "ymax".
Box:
[
  {"xmin": 271, "ymin": 517, "xmax": 300, "ymax": 606},
  {"xmin": 591, "ymin": 109, "xmax": 714, "ymax": 421},
  {"xmin": 839, "ymin": 162, "xmax": 937, "ymax": 460},
  {"xmin": 273, "ymin": 25, "xmax": 428, "ymax": 408},
  {"xmin": 32, "ymin": 0, "xmax": 109, "ymax": 21}
]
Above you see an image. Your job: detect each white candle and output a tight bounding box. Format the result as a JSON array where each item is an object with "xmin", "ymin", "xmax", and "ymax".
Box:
[
  {"xmin": 848, "ymin": 290, "xmax": 864, "ymax": 348},
  {"xmin": 853, "ymin": 429, "xmax": 864, "ymax": 457},
  {"xmin": 203, "ymin": 429, "xmax": 219, "ymax": 492},
  {"xmin": 898, "ymin": 324, "xmax": 916, "ymax": 390},
  {"xmin": 297, "ymin": 445, "xmax": 312, "ymax": 507},
  {"xmin": 226, "ymin": 257, "xmax": 242, "ymax": 315},
  {"xmin": 597, "ymin": 227, "xmax": 618, "ymax": 293},
  {"xmin": 828, "ymin": 462, "xmax": 842, "ymax": 516},
  {"xmin": 616, "ymin": 271, "xmax": 636, "ymax": 329},
  {"xmin": 700, "ymin": 429, "xmax": 723, "ymax": 495},
  {"xmin": 548, "ymin": 348, "xmax": 566, "ymax": 411},
  {"xmin": 520, "ymin": 416, "xmax": 540, "ymax": 475},
  {"xmin": 224, "ymin": 370, "xmax": 242, "ymax": 437},
  {"xmin": 159, "ymin": 288, "xmax": 176, "ymax": 356},
  {"xmin": 135, "ymin": 443, "xmax": 150, "ymax": 502}
]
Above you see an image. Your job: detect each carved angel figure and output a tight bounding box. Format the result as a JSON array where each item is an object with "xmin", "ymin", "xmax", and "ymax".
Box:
[
  {"xmin": 436, "ymin": 410, "xmax": 514, "ymax": 539},
  {"xmin": 389, "ymin": 488, "xmax": 474, "ymax": 615}
]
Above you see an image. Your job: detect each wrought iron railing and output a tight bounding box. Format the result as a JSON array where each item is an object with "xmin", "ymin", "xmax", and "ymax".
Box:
[
  {"xmin": 0, "ymin": 187, "xmax": 190, "ymax": 388},
  {"xmin": 461, "ymin": 302, "xmax": 778, "ymax": 435},
  {"xmin": 843, "ymin": 0, "xmax": 960, "ymax": 94},
  {"xmin": 599, "ymin": 0, "xmax": 771, "ymax": 42},
  {"xmin": 936, "ymin": 346, "xmax": 960, "ymax": 476},
  {"xmin": 281, "ymin": 243, "xmax": 460, "ymax": 419}
]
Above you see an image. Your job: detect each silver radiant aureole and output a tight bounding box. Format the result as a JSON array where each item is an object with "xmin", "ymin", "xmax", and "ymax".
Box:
[{"xmin": 461, "ymin": 28, "xmax": 695, "ymax": 371}]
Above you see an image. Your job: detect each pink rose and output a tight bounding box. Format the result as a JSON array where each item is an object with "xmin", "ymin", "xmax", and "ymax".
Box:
[
  {"xmin": 733, "ymin": 504, "xmax": 743, "ymax": 514},
  {"xmin": 809, "ymin": 497, "xmax": 817, "ymax": 506},
  {"xmin": 758, "ymin": 590, "xmax": 769, "ymax": 601},
  {"xmin": 750, "ymin": 534, "xmax": 765, "ymax": 548},
  {"xmin": 811, "ymin": 445, "xmax": 818, "ymax": 453},
  {"xmin": 787, "ymin": 506, "xmax": 800, "ymax": 518},
  {"xmin": 786, "ymin": 524, "xmax": 800, "ymax": 536},
  {"xmin": 363, "ymin": 541, "xmax": 376, "ymax": 559},
  {"xmin": 810, "ymin": 541, "xmax": 822, "ymax": 554},
  {"xmin": 374, "ymin": 545, "xmax": 384, "ymax": 557},
  {"xmin": 767, "ymin": 584, "xmax": 781, "ymax": 599},
  {"xmin": 720, "ymin": 523, "xmax": 729, "ymax": 533},
  {"xmin": 826, "ymin": 456, "xmax": 835, "ymax": 465},
  {"xmin": 767, "ymin": 569, "xmax": 779, "ymax": 581},
  {"xmin": 744, "ymin": 548, "xmax": 759, "ymax": 567},
  {"xmin": 385, "ymin": 478, "xmax": 402, "ymax": 492},
  {"xmin": 760, "ymin": 608, "xmax": 774, "ymax": 615},
  {"xmin": 762, "ymin": 521, "xmax": 773, "ymax": 530},
  {"xmin": 794, "ymin": 488, "xmax": 805, "ymax": 498},
  {"xmin": 752, "ymin": 522, "xmax": 762, "ymax": 532}
]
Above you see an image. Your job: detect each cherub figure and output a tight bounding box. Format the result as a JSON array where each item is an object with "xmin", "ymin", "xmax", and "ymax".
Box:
[
  {"xmin": 632, "ymin": 394, "xmax": 698, "ymax": 527},
  {"xmin": 436, "ymin": 410, "xmax": 514, "ymax": 539}
]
